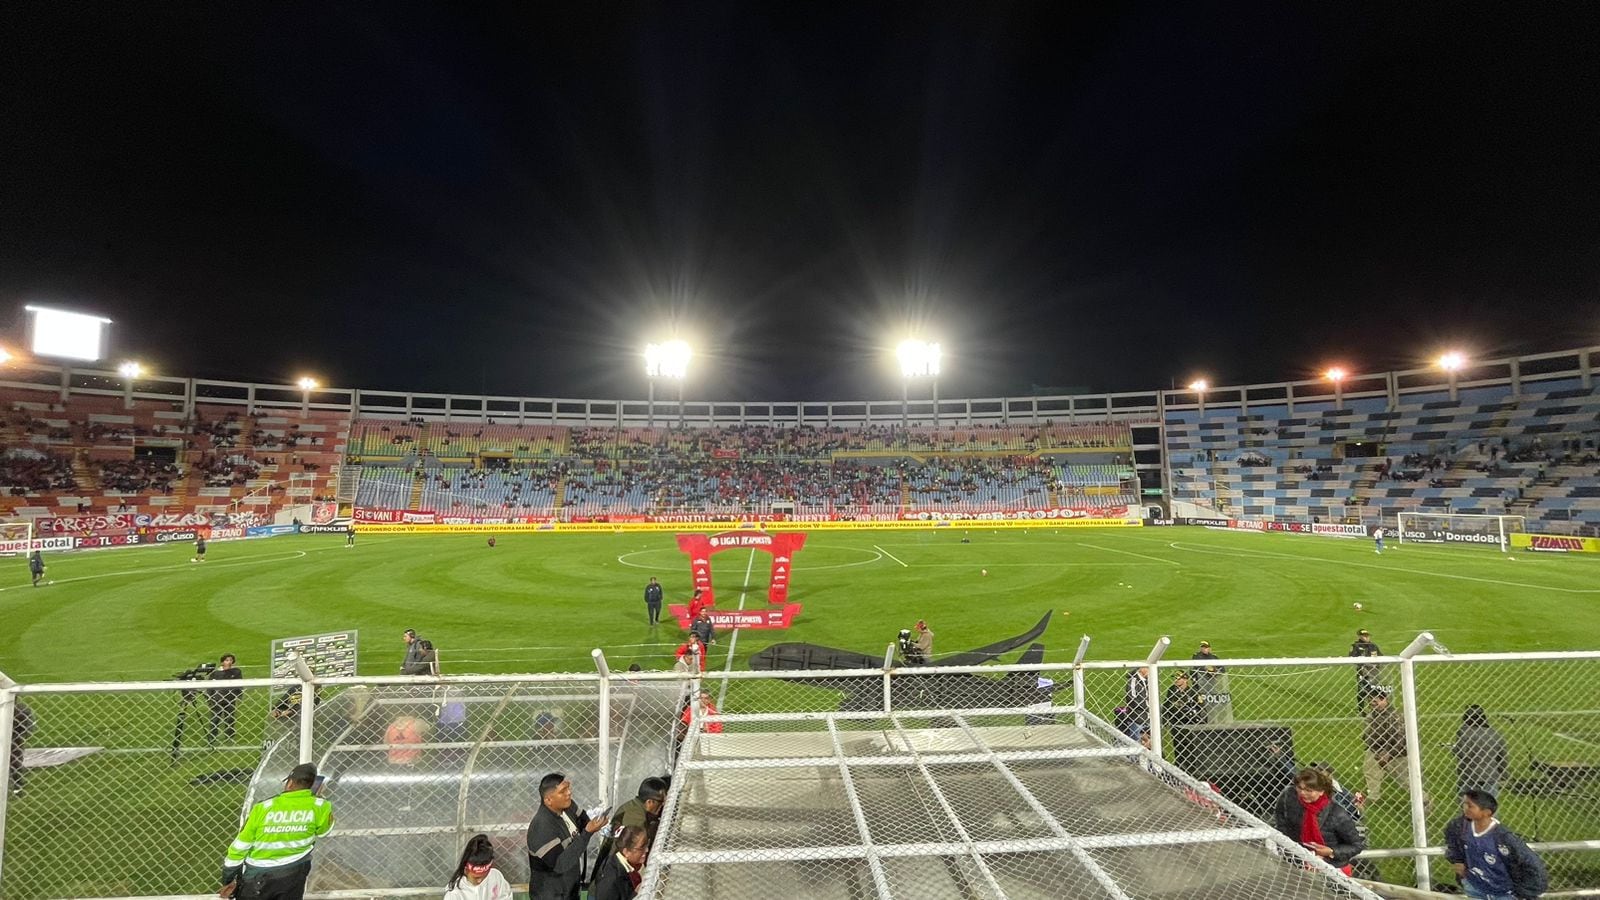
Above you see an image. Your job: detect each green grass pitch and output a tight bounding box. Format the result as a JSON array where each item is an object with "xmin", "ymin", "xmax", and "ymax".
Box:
[{"xmin": 2, "ymin": 527, "xmax": 1597, "ymax": 897}]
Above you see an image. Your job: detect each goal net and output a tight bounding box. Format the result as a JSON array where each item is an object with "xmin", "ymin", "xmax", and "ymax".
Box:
[
  {"xmin": 1395, "ymin": 512, "xmax": 1525, "ymax": 552},
  {"xmin": 0, "ymin": 519, "xmax": 35, "ymax": 556}
]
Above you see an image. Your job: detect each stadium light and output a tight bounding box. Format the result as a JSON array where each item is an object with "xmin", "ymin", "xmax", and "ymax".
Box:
[
  {"xmin": 297, "ymin": 377, "xmax": 318, "ymax": 417},
  {"xmin": 1325, "ymin": 367, "xmax": 1347, "ymax": 408},
  {"xmin": 1188, "ymin": 379, "xmax": 1209, "ymax": 414},
  {"xmin": 1438, "ymin": 351, "xmax": 1467, "ymax": 401},
  {"xmin": 897, "ymin": 339, "xmax": 942, "ymax": 427},
  {"xmin": 118, "ymin": 361, "xmax": 144, "ymax": 409},
  {"xmin": 644, "ymin": 340, "xmax": 691, "ymax": 428},
  {"xmin": 0, "ymin": 346, "xmax": 11, "ymax": 365}
]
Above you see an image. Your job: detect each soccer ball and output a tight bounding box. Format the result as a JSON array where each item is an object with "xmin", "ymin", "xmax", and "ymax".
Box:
[
  {"xmin": 1352, "ymin": 602, "xmax": 1364, "ymax": 611},
  {"xmin": 981, "ymin": 569, "xmax": 988, "ymax": 576}
]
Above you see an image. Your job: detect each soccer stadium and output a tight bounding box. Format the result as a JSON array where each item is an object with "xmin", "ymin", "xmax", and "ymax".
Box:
[{"xmin": 1, "ymin": 346, "xmax": 1598, "ymax": 900}]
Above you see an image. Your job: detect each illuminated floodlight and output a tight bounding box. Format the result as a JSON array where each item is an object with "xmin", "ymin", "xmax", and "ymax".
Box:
[
  {"xmin": 297, "ymin": 377, "xmax": 319, "ymax": 391},
  {"xmin": 25, "ymin": 305, "xmax": 112, "ymax": 361},
  {"xmin": 644, "ymin": 340, "xmax": 691, "ymax": 380},
  {"xmin": 897, "ymin": 340, "xmax": 942, "ymax": 378},
  {"xmin": 1325, "ymin": 367, "xmax": 1347, "ymax": 383},
  {"xmin": 118, "ymin": 361, "xmax": 144, "ymax": 379},
  {"xmin": 1188, "ymin": 379, "xmax": 1208, "ymax": 393},
  {"xmin": 1438, "ymin": 351, "xmax": 1467, "ymax": 372},
  {"xmin": 0, "ymin": 347, "xmax": 11, "ymax": 365}
]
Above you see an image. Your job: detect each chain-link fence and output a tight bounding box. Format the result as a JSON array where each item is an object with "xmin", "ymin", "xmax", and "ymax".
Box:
[{"xmin": 3, "ymin": 640, "xmax": 1598, "ymax": 898}]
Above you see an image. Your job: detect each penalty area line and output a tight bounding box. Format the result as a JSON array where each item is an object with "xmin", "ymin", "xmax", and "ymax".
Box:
[{"xmin": 873, "ymin": 544, "xmax": 909, "ymax": 567}]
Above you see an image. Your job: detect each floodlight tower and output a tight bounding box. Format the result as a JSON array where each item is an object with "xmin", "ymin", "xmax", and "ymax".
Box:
[
  {"xmin": 644, "ymin": 340, "xmax": 691, "ymax": 428},
  {"xmin": 1325, "ymin": 367, "xmax": 1347, "ymax": 409},
  {"xmin": 1188, "ymin": 379, "xmax": 1209, "ymax": 415},
  {"xmin": 897, "ymin": 340, "xmax": 941, "ymax": 428},
  {"xmin": 119, "ymin": 361, "xmax": 144, "ymax": 409},
  {"xmin": 297, "ymin": 377, "xmax": 318, "ymax": 418},
  {"xmin": 1439, "ymin": 351, "xmax": 1466, "ymax": 401}
]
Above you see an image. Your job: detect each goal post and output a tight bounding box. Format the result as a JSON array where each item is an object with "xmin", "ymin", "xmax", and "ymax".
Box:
[{"xmin": 1396, "ymin": 511, "xmax": 1526, "ymax": 552}]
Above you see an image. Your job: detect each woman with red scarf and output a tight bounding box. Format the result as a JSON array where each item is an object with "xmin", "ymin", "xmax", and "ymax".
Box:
[{"xmin": 1272, "ymin": 767, "xmax": 1366, "ymax": 875}]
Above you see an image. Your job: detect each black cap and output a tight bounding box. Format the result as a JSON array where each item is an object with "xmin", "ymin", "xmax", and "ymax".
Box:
[
  {"xmin": 1358, "ymin": 629, "xmax": 1370, "ymax": 636},
  {"xmin": 288, "ymin": 763, "xmax": 318, "ymax": 784}
]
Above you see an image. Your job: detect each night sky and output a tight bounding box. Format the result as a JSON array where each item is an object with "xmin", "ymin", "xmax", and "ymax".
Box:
[{"xmin": 4, "ymin": 3, "xmax": 1598, "ymax": 403}]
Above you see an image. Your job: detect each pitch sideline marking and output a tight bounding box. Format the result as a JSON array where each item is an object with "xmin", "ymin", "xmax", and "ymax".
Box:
[
  {"xmin": 1161, "ymin": 540, "xmax": 1600, "ymax": 594},
  {"xmin": 0, "ymin": 550, "xmax": 311, "ymax": 592},
  {"xmin": 716, "ymin": 549, "xmax": 759, "ymax": 708},
  {"xmin": 1077, "ymin": 542, "xmax": 1182, "ymax": 567},
  {"xmin": 874, "ymin": 544, "xmax": 909, "ymax": 567},
  {"xmin": 1553, "ymin": 731, "xmax": 1600, "ymax": 750}
]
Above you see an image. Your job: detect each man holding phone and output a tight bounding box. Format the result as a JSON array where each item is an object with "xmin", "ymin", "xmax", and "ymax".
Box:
[
  {"xmin": 526, "ymin": 772, "xmax": 609, "ymax": 900},
  {"xmin": 219, "ymin": 763, "xmax": 333, "ymax": 899}
]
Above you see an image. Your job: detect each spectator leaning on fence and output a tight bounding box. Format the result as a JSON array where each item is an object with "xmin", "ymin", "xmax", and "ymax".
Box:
[
  {"xmin": 220, "ymin": 762, "xmax": 333, "ymax": 900},
  {"xmin": 1444, "ymin": 790, "xmax": 1548, "ymax": 900}
]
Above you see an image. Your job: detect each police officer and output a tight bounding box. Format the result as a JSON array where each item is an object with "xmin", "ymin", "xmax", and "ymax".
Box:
[{"xmin": 220, "ymin": 762, "xmax": 333, "ymax": 899}]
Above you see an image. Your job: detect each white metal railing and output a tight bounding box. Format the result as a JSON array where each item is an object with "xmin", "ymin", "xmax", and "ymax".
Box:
[{"xmin": 3, "ymin": 637, "xmax": 1599, "ymax": 898}]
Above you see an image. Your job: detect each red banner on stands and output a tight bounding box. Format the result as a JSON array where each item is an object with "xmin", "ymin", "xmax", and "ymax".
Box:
[{"xmin": 711, "ymin": 449, "xmax": 739, "ymax": 459}]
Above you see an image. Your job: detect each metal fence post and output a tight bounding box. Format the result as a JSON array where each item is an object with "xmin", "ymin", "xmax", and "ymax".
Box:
[
  {"xmin": 1145, "ymin": 636, "xmax": 1171, "ymax": 755},
  {"xmin": 882, "ymin": 644, "xmax": 896, "ymax": 716},
  {"xmin": 1072, "ymin": 636, "xmax": 1091, "ymax": 729},
  {"xmin": 1398, "ymin": 632, "xmax": 1434, "ymax": 891},
  {"xmin": 0, "ymin": 683, "xmax": 15, "ymax": 889},
  {"xmin": 593, "ymin": 649, "xmax": 612, "ymax": 807},
  {"xmin": 291, "ymin": 653, "xmax": 317, "ymax": 764}
]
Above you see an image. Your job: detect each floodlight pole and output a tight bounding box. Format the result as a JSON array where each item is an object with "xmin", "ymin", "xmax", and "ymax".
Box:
[
  {"xmin": 901, "ymin": 379, "xmax": 909, "ymax": 428},
  {"xmin": 677, "ymin": 381, "xmax": 685, "ymax": 429},
  {"xmin": 300, "ymin": 388, "xmax": 312, "ymax": 418},
  {"xmin": 1446, "ymin": 371, "xmax": 1459, "ymax": 402},
  {"xmin": 124, "ymin": 375, "xmax": 135, "ymax": 410},
  {"xmin": 647, "ymin": 379, "xmax": 655, "ymax": 428}
]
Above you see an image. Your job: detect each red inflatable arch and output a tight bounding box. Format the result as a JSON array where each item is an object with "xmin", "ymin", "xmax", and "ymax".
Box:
[{"xmin": 667, "ymin": 530, "xmax": 806, "ymax": 630}]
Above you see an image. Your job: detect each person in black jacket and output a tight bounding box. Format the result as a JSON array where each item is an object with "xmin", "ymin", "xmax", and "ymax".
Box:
[
  {"xmin": 526, "ymin": 772, "xmax": 608, "ymax": 900},
  {"xmin": 643, "ymin": 577, "xmax": 663, "ymax": 626},
  {"xmin": 207, "ymin": 654, "xmax": 244, "ymax": 745},
  {"xmin": 1272, "ymin": 767, "xmax": 1366, "ymax": 871},
  {"xmin": 589, "ymin": 825, "xmax": 649, "ymax": 900},
  {"xmin": 1444, "ymin": 790, "xmax": 1547, "ymax": 900}
]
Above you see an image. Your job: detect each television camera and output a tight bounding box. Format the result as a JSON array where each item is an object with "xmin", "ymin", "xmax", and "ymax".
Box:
[{"xmin": 170, "ymin": 661, "xmax": 219, "ymax": 761}]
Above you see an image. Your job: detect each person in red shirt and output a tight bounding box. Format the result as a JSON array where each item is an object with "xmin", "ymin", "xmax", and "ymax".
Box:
[
  {"xmin": 675, "ymin": 634, "xmax": 706, "ymax": 672},
  {"xmin": 687, "ymin": 588, "xmax": 711, "ymax": 619},
  {"xmin": 681, "ymin": 690, "xmax": 723, "ymax": 734}
]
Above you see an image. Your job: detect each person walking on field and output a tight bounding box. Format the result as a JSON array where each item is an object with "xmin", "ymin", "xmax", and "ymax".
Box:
[{"xmin": 28, "ymin": 549, "xmax": 46, "ymax": 586}]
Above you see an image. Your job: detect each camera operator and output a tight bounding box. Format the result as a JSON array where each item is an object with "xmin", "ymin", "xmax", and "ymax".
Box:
[
  {"xmin": 899, "ymin": 620, "xmax": 934, "ymax": 665},
  {"xmin": 208, "ymin": 654, "xmax": 244, "ymax": 746}
]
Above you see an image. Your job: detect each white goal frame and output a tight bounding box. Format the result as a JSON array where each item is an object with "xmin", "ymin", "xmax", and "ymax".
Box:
[{"xmin": 1395, "ymin": 511, "xmax": 1526, "ymax": 552}]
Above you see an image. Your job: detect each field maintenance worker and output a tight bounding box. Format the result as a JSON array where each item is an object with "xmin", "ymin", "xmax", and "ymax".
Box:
[{"xmin": 219, "ymin": 762, "xmax": 333, "ymax": 899}]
